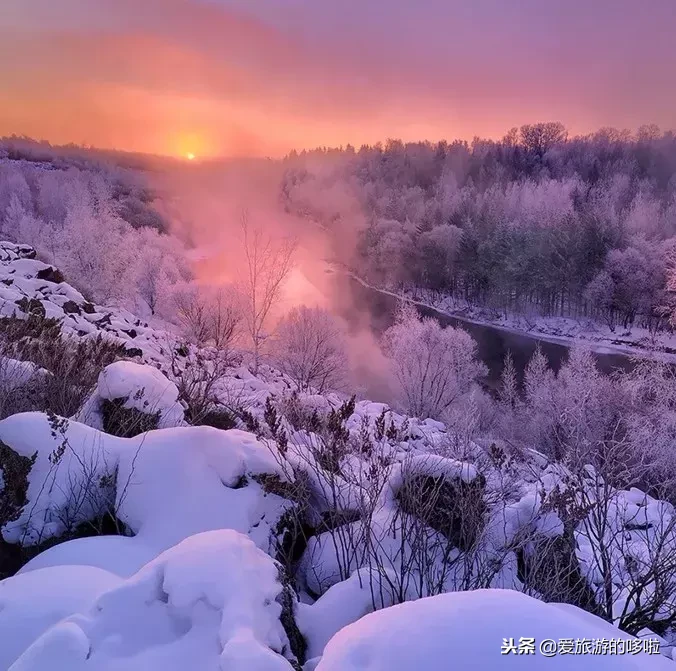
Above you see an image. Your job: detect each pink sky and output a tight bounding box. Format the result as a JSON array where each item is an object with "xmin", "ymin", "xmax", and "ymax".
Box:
[{"xmin": 1, "ymin": 0, "xmax": 674, "ymax": 157}]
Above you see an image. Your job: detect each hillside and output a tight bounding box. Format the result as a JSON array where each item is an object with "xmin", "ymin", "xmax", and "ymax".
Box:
[{"xmin": 0, "ymin": 242, "xmax": 674, "ymax": 669}]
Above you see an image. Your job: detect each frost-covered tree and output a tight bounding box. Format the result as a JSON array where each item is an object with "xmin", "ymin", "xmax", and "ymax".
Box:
[
  {"xmin": 519, "ymin": 122, "xmax": 568, "ymax": 156},
  {"xmin": 498, "ymin": 351, "xmax": 519, "ymax": 410},
  {"xmin": 284, "ymin": 126, "xmax": 676, "ymax": 334},
  {"xmin": 383, "ymin": 303, "xmax": 486, "ymax": 419},
  {"xmin": 274, "ymin": 305, "xmax": 349, "ymax": 393},
  {"xmin": 418, "ymin": 224, "xmax": 462, "ymax": 292},
  {"xmin": 135, "ymin": 228, "xmax": 191, "ymax": 316},
  {"xmin": 40, "ymin": 203, "xmax": 138, "ymax": 304}
]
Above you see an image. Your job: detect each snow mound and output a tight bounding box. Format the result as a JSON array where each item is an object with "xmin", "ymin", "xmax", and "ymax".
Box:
[
  {"xmin": 298, "ymin": 567, "xmax": 400, "ymax": 660},
  {"xmin": 0, "ymin": 357, "xmax": 44, "ymax": 390},
  {"xmin": 316, "ymin": 589, "xmax": 674, "ymax": 670},
  {"xmin": 18, "ymin": 534, "xmax": 158, "ymax": 578},
  {"xmin": 115, "ymin": 425, "xmax": 291, "ymax": 554},
  {"xmin": 96, "ymin": 361, "xmax": 185, "ymax": 429},
  {"xmin": 0, "ymin": 412, "xmax": 292, "ymax": 555},
  {"xmin": 0, "ymin": 412, "xmax": 124, "ymax": 544},
  {"xmin": 0, "ymin": 564, "xmax": 120, "ymax": 669},
  {"xmin": 10, "ymin": 530, "xmax": 298, "ymax": 671}
]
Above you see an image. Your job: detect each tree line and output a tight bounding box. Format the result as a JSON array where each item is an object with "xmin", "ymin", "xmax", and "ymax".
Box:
[{"xmin": 281, "ymin": 123, "xmax": 676, "ymax": 332}]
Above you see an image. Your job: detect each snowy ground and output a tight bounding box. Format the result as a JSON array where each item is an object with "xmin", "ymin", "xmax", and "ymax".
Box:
[{"xmin": 1, "ymin": 242, "xmax": 676, "ymax": 669}]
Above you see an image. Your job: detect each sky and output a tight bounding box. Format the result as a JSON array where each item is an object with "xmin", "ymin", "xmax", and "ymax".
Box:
[{"xmin": 1, "ymin": 0, "xmax": 675, "ymax": 158}]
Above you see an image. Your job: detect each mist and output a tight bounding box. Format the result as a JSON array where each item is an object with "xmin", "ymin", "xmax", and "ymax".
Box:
[{"xmin": 149, "ymin": 156, "xmax": 393, "ymax": 400}]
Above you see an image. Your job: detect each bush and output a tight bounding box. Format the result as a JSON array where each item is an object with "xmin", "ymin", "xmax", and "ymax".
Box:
[
  {"xmin": 189, "ymin": 407, "xmax": 236, "ymax": 431},
  {"xmin": 101, "ymin": 397, "xmax": 161, "ymax": 437},
  {"xmin": 171, "ymin": 348, "xmax": 238, "ymax": 426},
  {"xmin": 0, "ymin": 316, "xmax": 126, "ymax": 418}
]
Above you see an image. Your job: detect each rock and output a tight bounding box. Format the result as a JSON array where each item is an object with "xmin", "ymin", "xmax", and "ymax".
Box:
[
  {"xmin": 397, "ymin": 472, "xmax": 486, "ymax": 551},
  {"xmin": 35, "ymin": 266, "xmax": 65, "ymax": 284},
  {"xmin": 100, "ymin": 398, "xmax": 161, "ymax": 438},
  {"xmin": 61, "ymin": 300, "xmax": 81, "ymax": 314}
]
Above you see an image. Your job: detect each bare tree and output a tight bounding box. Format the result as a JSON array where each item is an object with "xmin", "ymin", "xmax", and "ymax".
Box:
[
  {"xmin": 519, "ymin": 122, "xmax": 568, "ymax": 156},
  {"xmin": 171, "ymin": 283, "xmax": 211, "ymax": 344},
  {"xmin": 275, "ymin": 306, "xmax": 349, "ymax": 393},
  {"xmin": 208, "ymin": 285, "xmax": 244, "ymax": 349},
  {"xmin": 171, "ymin": 282, "xmax": 242, "ymax": 349},
  {"xmin": 240, "ymin": 211, "xmax": 296, "ymax": 374}
]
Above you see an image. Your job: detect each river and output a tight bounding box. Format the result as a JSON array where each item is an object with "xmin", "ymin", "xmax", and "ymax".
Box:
[{"xmin": 331, "ymin": 272, "xmax": 636, "ymax": 390}]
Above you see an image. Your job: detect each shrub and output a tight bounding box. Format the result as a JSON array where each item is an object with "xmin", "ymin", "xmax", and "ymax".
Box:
[
  {"xmin": 101, "ymin": 397, "xmax": 161, "ymax": 437},
  {"xmin": 0, "ymin": 316, "xmax": 126, "ymax": 417},
  {"xmin": 189, "ymin": 407, "xmax": 237, "ymax": 431}
]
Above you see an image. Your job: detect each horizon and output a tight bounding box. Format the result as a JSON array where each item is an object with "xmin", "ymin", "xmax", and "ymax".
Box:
[
  {"xmin": 2, "ymin": 0, "xmax": 675, "ymax": 159},
  {"xmin": 3, "ymin": 120, "xmax": 674, "ymax": 164}
]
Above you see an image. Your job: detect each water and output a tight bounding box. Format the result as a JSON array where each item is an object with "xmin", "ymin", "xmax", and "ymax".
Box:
[{"xmin": 334, "ymin": 273, "xmax": 636, "ymax": 389}]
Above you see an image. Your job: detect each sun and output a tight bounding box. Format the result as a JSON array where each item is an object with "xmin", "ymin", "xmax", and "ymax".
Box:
[{"xmin": 185, "ymin": 152, "xmax": 196, "ymax": 161}]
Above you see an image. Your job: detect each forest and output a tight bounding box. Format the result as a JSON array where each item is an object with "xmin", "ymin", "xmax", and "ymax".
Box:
[{"xmin": 281, "ymin": 123, "xmax": 676, "ymax": 334}]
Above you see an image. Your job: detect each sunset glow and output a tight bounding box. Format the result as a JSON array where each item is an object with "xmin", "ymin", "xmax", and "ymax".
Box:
[{"xmin": 0, "ymin": 0, "xmax": 675, "ymax": 157}]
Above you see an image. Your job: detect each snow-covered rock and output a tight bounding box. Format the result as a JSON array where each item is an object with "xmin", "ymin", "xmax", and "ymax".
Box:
[
  {"xmin": 8, "ymin": 530, "xmax": 300, "ymax": 671},
  {"xmin": 0, "ymin": 412, "xmax": 123, "ymax": 545},
  {"xmin": 0, "ymin": 241, "xmax": 173, "ymax": 366},
  {"xmin": 18, "ymin": 535, "xmax": 158, "ymax": 579},
  {"xmin": 78, "ymin": 361, "xmax": 185, "ymax": 430},
  {"xmin": 0, "ymin": 411, "xmax": 292, "ymax": 556},
  {"xmin": 298, "ymin": 567, "xmax": 400, "ymax": 660},
  {"xmin": 115, "ymin": 425, "xmax": 291, "ymax": 554}
]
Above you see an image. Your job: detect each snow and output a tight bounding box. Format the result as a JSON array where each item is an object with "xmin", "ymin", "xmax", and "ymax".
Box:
[
  {"xmin": 2, "ymin": 241, "xmax": 676, "ymax": 669},
  {"xmin": 114, "ymin": 426, "xmax": 291, "ymax": 554},
  {"xmin": 0, "ymin": 565, "xmax": 120, "ymax": 669},
  {"xmin": 18, "ymin": 535, "xmax": 158, "ymax": 578},
  {"xmin": 96, "ymin": 360, "xmax": 185, "ymax": 428},
  {"xmin": 0, "ymin": 409, "xmax": 291, "ymax": 554},
  {"xmin": 0, "ymin": 412, "xmax": 124, "ymax": 545},
  {"xmin": 0, "ymin": 357, "xmax": 43, "ymax": 390},
  {"xmin": 298, "ymin": 568, "xmax": 399, "ymax": 660},
  {"xmin": 300, "ymin": 508, "xmax": 450, "ymax": 597},
  {"xmin": 316, "ymin": 589, "xmax": 675, "ymax": 670},
  {"xmin": 355, "ymin": 275, "xmax": 676, "ymax": 364},
  {"xmin": 9, "ymin": 530, "xmax": 297, "ymax": 671}
]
